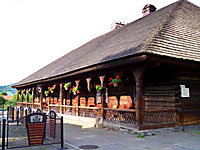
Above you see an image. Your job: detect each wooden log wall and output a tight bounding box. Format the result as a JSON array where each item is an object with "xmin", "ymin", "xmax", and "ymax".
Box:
[
  {"xmin": 144, "ymin": 67, "xmax": 178, "ymax": 110},
  {"xmin": 179, "ymin": 71, "xmax": 200, "ymax": 125}
]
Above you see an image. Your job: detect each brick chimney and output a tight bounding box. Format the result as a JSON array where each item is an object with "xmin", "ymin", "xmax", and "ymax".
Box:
[{"xmin": 142, "ymin": 4, "xmax": 157, "ymax": 17}]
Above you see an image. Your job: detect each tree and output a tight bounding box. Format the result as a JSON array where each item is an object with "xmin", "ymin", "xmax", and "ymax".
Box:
[
  {"xmin": 0, "ymin": 91, "xmax": 7, "ymax": 95},
  {"xmin": 0, "ymin": 96, "xmax": 6, "ymax": 105}
]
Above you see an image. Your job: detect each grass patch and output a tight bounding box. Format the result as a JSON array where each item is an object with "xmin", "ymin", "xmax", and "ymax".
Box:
[{"xmin": 137, "ymin": 133, "xmax": 145, "ymax": 138}]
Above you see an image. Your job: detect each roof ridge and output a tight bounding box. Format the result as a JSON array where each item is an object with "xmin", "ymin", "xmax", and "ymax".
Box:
[{"xmin": 141, "ymin": 0, "xmax": 185, "ymax": 51}]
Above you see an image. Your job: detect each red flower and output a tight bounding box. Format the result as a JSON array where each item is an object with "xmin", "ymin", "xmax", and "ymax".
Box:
[
  {"xmin": 109, "ymin": 77, "xmax": 112, "ymax": 81},
  {"xmin": 116, "ymin": 76, "xmax": 119, "ymax": 79},
  {"xmin": 109, "ymin": 82, "xmax": 111, "ymax": 86},
  {"xmin": 77, "ymin": 91, "xmax": 80, "ymax": 94}
]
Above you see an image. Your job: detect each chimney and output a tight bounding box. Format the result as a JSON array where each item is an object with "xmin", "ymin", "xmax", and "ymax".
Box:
[{"xmin": 142, "ymin": 4, "xmax": 157, "ymax": 17}]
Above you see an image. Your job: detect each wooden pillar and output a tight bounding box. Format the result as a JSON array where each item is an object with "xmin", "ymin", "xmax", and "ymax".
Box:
[
  {"xmin": 48, "ymin": 96, "xmax": 51, "ymax": 112},
  {"xmin": 60, "ymin": 83, "xmax": 63, "ymax": 114},
  {"xmin": 132, "ymin": 68, "xmax": 145, "ymax": 128},
  {"xmin": 26, "ymin": 90, "xmax": 29, "ymax": 108},
  {"xmin": 99, "ymin": 76, "xmax": 105, "ymax": 118},
  {"xmin": 32, "ymin": 88, "xmax": 35, "ymax": 109},
  {"xmin": 17, "ymin": 92, "xmax": 19, "ymax": 107},
  {"xmin": 40, "ymin": 86, "xmax": 43, "ymax": 110},
  {"xmin": 75, "ymin": 80, "xmax": 80, "ymax": 116}
]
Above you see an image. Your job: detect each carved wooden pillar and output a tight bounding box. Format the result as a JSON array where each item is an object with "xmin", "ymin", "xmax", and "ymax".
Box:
[
  {"xmin": 75, "ymin": 80, "xmax": 80, "ymax": 116},
  {"xmin": 60, "ymin": 83, "xmax": 63, "ymax": 114},
  {"xmin": 40, "ymin": 86, "xmax": 43, "ymax": 110},
  {"xmin": 132, "ymin": 68, "xmax": 145, "ymax": 128},
  {"xmin": 17, "ymin": 91, "xmax": 19, "ymax": 108},
  {"xmin": 26, "ymin": 89, "xmax": 29, "ymax": 108},
  {"xmin": 99, "ymin": 76, "xmax": 105, "ymax": 118},
  {"xmin": 48, "ymin": 96, "xmax": 51, "ymax": 112},
  {"xmin": 32, "ymin": 88, "xmax": 35, "ymax": 109}
]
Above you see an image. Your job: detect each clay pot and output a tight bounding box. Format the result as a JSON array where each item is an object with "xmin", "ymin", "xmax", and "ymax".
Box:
[{"xmin": 113, "ymin": 82, "xmax": 119, "ymax": 87}]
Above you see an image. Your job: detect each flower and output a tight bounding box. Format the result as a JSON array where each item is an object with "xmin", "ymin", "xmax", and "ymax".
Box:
[
  {"xmin": 110, "ymin": 76, "xmax": 121, "ymax": 85},
  {"xmin": 71, "ymin": 86, "xmax": 80, "ymax": 95},
  {"xmin": 109, "ymin": 83, "xmax": 112, "ymax": 86}
]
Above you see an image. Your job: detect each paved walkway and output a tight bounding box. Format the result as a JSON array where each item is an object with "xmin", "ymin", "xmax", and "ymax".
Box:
[
  {"xmin": 64, "ymin": 124, "xmax": 200, "ymax": 150},
  {"xmin": 1, "ymin": 120, "xmax": 200, "ymax": 150}
]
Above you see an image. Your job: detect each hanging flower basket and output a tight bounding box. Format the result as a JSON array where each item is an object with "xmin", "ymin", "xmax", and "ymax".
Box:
[
  {"xmin": 49, "ymin": 87, "xmax": 55, "ymax": 93},
  {"xmin": 109, "ymin": 76, "xmax": 121, "ymax": 87},
  {"xmin": 96, "ymin": 85, "xmax": 103, "ymax": 94},
  {"xmin": 44, "ymin": 91, "xmax": 49, "ymax": 97},
  {"xmin": 71, "ymin": 86, "xmax": 80, "ymax": 95},
  {"xmin": 26, "ymin": 88, "xmax": 31, "ymax": 95},
  {"xmin": 64, "ymin": 82, "xmax": 71, "ymax": 90},
  {"xmin": 21, "ymin": 89, "xmax": 26, "ymax": 95}
]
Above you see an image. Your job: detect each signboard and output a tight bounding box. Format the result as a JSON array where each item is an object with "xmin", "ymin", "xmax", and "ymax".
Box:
[
  {"xmin": 27, "ymin": 113, "xmax": 46, "ymax": 146},
  {"xmin": 49, "ymin": 111, "xmax": 56, "ymax": 138},
  {"xmin": 180, "ymin": 85, "xmax": 190, "ymax": 98}
]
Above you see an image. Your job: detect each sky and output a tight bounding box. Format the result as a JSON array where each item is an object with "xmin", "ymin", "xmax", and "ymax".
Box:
[{"xmin": 0, "ymin": 0, "xmax": 200, "ymax": 86}]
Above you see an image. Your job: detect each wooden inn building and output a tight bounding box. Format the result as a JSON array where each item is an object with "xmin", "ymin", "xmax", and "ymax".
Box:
[{"xmin": 13, "ymin": 0, "xmax": 200, "ymax": 130}]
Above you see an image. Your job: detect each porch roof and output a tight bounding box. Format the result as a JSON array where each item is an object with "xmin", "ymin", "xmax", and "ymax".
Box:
[{"xmin": 15, "ymin": 0, "xmax": 200, "ymax": 87}]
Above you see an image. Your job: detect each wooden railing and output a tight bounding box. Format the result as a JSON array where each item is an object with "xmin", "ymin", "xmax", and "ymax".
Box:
[
  {"xmin": 49, "ymin": 104, "xmax": 61, "ymax": 114},
  {"xmin": 103, "ymin": 108, "xmax": 137, "ymax": 127},
  {"xmin": 140, "ymin": 109, "xmax": 178, "ymax": 130},
  {"xmin": 78, "ymin": 106, "xmax": 101, "ymax": 118},
  {"xmin": 62, "ymin": 105, "xmax": 76, "ymax": 116}
]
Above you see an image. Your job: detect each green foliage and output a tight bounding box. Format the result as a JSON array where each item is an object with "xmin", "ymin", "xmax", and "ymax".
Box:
[
  {"xmin": 137, "ymin": 133, "xmax": 145, "ymax": 138},
  {"xmin": 197, "ymin": 131, "xmax": 200, "ymax": 135},
  {"xmin": 44, "ymin": 91, "xmax": 49, "ymax": 95},
  {"xmin": 0, "ymin": 96, "xmax": 6, "ymax": 105},
  {"xmin": 96, "ymin": 85, "xmax": 103, "ymax": 91},
  {"xmin": 64, "ymin": 82, "xmax": 71, "ymax": 88},
  {"xmin": 0, "ymin": 91, "xmax": 8, "ymax": 95},
  {"xmin": 0, "ymin": 84, "xmax": 16, "ymax": 95}
]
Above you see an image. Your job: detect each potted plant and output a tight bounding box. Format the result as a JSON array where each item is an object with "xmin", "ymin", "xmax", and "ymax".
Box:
[
  {"xmin": 71, "ymin": 86, "xmax": 80, "ymax": 95},
  {"xmin": 26, "ymin": 88, "xmax": 31, "ymax": 95},
  {"xmin": 49, "ymin": 87, "xmax": 55, "ymax": 93},
  {"xmin": 109, "ymin": 76, "xmax": 121, "ymax": 87},
  {"xmin": 17, "ymin": 90, "xmax": 21, "ymax": 95},
  {"xmin": 44, "ymin": 91, "xmax": 49, "ymax": 96},
  {"xmin": 21, "ymin": 89, "xmax": 26, "ymax": 95},
  {"xmin": 64, "ymin": 82, "xmax": 71, "ymax": 90},
  {"xmin": 96, "ymin": 85, "xmax": 103, "ymax": 93}
]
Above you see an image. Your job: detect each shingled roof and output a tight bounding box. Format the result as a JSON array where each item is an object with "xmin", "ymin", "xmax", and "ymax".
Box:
[{"xmin": 16, "ymin": 0, "xmax": 200, "ymax": 86}]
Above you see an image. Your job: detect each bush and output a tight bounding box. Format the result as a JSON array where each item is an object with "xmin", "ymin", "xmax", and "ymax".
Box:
[
  {"xmin": 0, "ymin": 91, "xmax": 7, "ymax": 95},
  {"xmin": 0, "ymin": 96, "xmax": 6, "ymax": 105}
]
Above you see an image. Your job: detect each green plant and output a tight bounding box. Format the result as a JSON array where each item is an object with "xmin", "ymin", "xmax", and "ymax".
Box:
[
  {"xmin": 137, "ymin": 133, "xmax": 145, "ymax": 138},
  {"xmin": 21, "ymin": 89, "xmax": 25, "ymax": 94},
  {"xmin": 0, "ymin": 96, "xmax": 6, "ymax": 105},
  {"xmin": 26, "ymin": 88, "xmax": 31, "ymax": 94},
  {"xmin": 109, "ymin": 76, "xmax": 121, "ymax": 86},
  {"xmin": 0, "ymin": 91, "xmax": 7, "ymax": 95},
  {"xmin": 44, "ymin": 91, "xmax": 49, "ymax": 96},
  {"xmin": 96, "ymin": 85, "xmax": 103, "ymax": 91},
  {"xmin": 49, "ymin": 87, "xmax": 55, "ymax": 93},
  {"xmin": 71, "ymin": 86, "xmax": 80, "ymax": 95},
  {"xmin": 64, "ymin": 82, "xmax": 71, "ymax": 89},
  {"xmin": 197, "ymin": 131, "xmax": 200, "ymax": 135}
]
